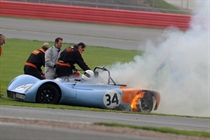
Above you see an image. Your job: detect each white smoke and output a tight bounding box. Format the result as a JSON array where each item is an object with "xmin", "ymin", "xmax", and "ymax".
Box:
[{"xmin": 108, "ymin": 0, "xmax": 209, "ymax": 117}]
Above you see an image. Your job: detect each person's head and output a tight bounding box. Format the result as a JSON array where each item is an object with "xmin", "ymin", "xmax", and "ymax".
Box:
[
  {"xmin": 42, "ymin": 42, "xmax": 50, "ymax": 51},
  {"xmin": 82, "ymin": 70, "xmax": 94, "ymax": 81},
  {"xmin": 54, "ymin": 37, "xmax": 63, "ymax": 49},
  {"xmin": 0, "ymin": 34, "xmax": 6, "ymax": 45},
  {"xmin": 77, "ymin": 42, "xmax": 86, "ymax": 53}
]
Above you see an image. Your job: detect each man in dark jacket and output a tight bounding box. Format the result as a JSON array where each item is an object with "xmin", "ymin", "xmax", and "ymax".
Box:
[
  {"xmin": 56, "ymin": 42, "xmax": 90, "ymax": 79},
  {"xmin": 24, "ymin": 42, "xmax": 50, "ymax": 79}
]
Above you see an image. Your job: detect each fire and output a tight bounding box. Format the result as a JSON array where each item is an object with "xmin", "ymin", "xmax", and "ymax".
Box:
[{"xmin": 130, "ymin": 92, "xmax": 145, "ymax": 112}]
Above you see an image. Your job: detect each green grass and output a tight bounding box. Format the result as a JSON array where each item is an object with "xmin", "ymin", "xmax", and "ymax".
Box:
[
  {"xmin": 94, "ymin": 122, "xmax": 210, "ymax": 138},
  {"xmin": 146, "ymin": 0, "xmax": 190, "ymax": 14}
]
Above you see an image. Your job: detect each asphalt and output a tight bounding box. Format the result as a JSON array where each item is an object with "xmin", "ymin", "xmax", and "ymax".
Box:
[{"xmin": 0, "ymin": 17, "xmax": 163, "ymax": 51}]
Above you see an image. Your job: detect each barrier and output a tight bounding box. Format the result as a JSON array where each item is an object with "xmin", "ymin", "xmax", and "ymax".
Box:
[{"xmin": 0, "ymin": 1, "xmax": 191, "ymax": 29}]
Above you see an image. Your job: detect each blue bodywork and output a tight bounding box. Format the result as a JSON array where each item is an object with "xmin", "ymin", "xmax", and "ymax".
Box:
[
  {"xmin": 7, "ymin": 66, "xmax": 161, "ymax": 112},
  {"xmin": 7, "ymin": 74, "xmax": 127, "ymax": 110}
]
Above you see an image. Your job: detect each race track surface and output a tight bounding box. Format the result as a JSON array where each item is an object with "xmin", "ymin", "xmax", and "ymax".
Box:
[
  {"xmin": 0, "ymin": 17, "xmax": 163, "ymax": 50},
  {"xmin": 0, "ymin": 106, "xmax": 209, "ymax": 140}
]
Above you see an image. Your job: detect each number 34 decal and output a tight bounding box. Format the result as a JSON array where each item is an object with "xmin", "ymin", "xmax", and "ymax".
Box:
[{"xmin": 103, "ymin": 90, "xmax": 121, "ymax": 109}]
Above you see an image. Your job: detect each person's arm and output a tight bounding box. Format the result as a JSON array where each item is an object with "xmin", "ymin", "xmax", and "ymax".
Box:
[
  {"xmin": 40, "ymin": 51, "xmax": 45, "ymax": 67},
  {"xmin": 75, "ymin": 51, "xmax": 90, "ymax": 71}
]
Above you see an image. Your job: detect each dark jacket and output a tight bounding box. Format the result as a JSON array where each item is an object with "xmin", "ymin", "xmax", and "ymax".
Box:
[
  {"xmin": 25, "ymin": 48, "xmax": 46, "ymax": 72},
  {"xmin": 56, "ymin": 46, "xmax": 90, "ymax": 77}
]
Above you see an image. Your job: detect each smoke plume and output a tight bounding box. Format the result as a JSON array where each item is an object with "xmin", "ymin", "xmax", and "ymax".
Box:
[{"xmin": 108, "ymin": 0, "xmax": 209, "ymax": 117}]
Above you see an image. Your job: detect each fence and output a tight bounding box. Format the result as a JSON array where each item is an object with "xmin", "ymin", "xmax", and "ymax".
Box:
[{"xmin": 0, "ymin": 1, "xmax": 191, "ymax": 29}]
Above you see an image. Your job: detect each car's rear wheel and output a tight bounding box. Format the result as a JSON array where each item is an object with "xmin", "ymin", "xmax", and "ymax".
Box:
[
  {"xmin": 131, "ymin": 91, "xmax": 154, "ymax": 112},
  {"xmin": 36, "ymin": 84, "xmax": 60, "ymax": 104}
]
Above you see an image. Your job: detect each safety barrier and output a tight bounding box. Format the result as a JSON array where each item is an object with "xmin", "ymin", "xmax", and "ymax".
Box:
[{"xmin": 0, "ymin": 1, "xmax": 191, "ymax": 29}]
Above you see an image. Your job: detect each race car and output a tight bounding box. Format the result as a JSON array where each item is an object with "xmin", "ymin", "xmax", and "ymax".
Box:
[{"xmin": 7, "ymin": 66, "xmax": 160, "ymax": 112}]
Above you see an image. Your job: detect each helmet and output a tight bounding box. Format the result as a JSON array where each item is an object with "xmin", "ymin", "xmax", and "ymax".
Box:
[{"xmin": 82, "ymin": 70, "xmax": 94, "ymax": 80}]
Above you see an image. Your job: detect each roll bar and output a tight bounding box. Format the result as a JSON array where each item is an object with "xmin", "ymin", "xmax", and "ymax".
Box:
[{"xmin": 93, "ymin": 66, "xmax": 116, "ymax": 85}]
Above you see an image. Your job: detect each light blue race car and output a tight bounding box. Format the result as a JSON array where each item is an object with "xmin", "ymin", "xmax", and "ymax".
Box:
[{"xmin": 7, "ymin": 66, "xmax": 160, "ymax": 112}]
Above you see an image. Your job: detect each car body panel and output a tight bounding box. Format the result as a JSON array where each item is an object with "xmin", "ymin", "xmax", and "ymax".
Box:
[{"xmin": 7, "ymin": 67, "xmax": 160, "ymax": 112}]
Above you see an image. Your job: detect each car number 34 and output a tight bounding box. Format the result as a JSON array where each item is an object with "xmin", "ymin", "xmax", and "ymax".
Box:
[{"xmin": 103, "ymin": 90, "xmax": 121, "ymax": 109}]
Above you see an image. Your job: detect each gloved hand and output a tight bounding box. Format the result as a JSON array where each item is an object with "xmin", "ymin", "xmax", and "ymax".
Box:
[
  {"xmin": 41, "ymin": 75, "xmax": 46, "ymax": 79},
  {"xmin": 74, "ymin": 71, "xmax": 80, "ymax": 78}
]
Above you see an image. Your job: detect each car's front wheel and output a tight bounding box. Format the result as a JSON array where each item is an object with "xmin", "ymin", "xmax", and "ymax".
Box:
[
  {"xmin": 139, "ymin": 91, "xmax": 154, "ymax": 112},
  {"xmin": 131, "ymin": 91, "xmax": 154, "ymax": 112},
  {"xmin": 36, "ymin": 84, "xmax": 60, "ymax": 104}
]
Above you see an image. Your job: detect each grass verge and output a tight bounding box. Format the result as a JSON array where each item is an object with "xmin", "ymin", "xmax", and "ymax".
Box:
[
  {"xmin": 94, "ymin": 122, "xmax": 210, "ymax": 138},
  {"xmin": 146, "ymin": 0, "xmax": 190, "ymax": 14}
]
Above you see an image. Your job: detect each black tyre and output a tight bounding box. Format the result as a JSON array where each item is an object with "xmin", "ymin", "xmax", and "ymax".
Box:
[
  {"xmin": 36, "ymin": 84, "xmax": 60, "ymax": 104},
  {"xmin": 139, "ymin": 91, "xmax": 154, "ymax": 112}
]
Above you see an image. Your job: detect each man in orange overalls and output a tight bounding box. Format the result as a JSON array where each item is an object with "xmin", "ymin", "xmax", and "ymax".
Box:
[
  {"xmin": 55, "ymin": 42, "xmax": 91, "ymax": 80},
  {"xmin": 24, "ymin": 42, "xmax": 50, "ymax": 79}
]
